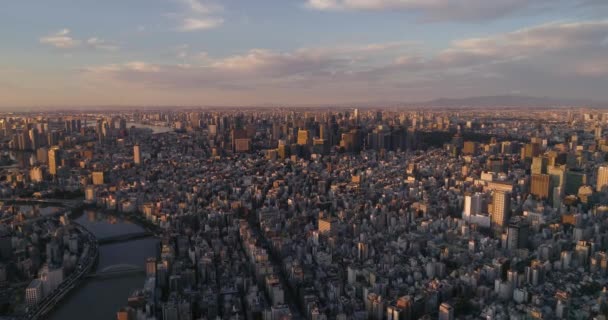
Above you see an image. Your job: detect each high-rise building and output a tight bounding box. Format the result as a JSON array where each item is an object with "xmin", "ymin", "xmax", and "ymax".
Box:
[
  {"xmin": 439, "ymin": 303, "xmax": 454, "ymax": 320},
  {"xmin": 463, "ymin": 193, "xmax": 483, "ymax": 219},
  {"xmin": 597, "ymin": 165, "xmax": 608, "ymax": 192},
  {"xmin": 92, "ymin": 171, "xmax": 105, "ymax": 185},
  {"xmin": 297, "ymin": 129, "xmax": 311, "ymax": 146},
  {"xmin": 507, "ymin": 218, "xmax": 529, "ymax": 250},
  {"xmin": 39, "ymin": 264, "xmax": 63, "ymax": 296},
  {"xmin": 231, "ymin": 129, "xmax": 251, "ymax": 153},
  {"xmin": 565, "ymin": 170, "xmax": 586, "ymax": 195},
  {"xmin": 531, "ymin": 174, "xmax": 551, "ymax": 199},
  {"xmin": 48, "ymin": 147, "xmax": 60, "ymax": 176},
  {"xmin": 25, "ymin": 279, "xmax": 43, "ymax": 306},
  {"xmin": 531, "ymin": 156, "xmax": 548, "ymax": 175},
  {"xmin": 133, "ymin": 144, "xmax": 141, "ymax": 165},
  {"xmin": 318, "ymin": 216, "xmax": 336, "ymax": 235},
  {"xmin": 548, "ymin": 165, "xmax": 566, "ymax": 194},
  {"xmin": 146, "ymin": 257, "xmax": 157, "ymax": 277},
  {"xmin": 340, "ymin": 130, "xmax": 361, "ymax": 153},
  {"xmin": 29, "ymin": 167, "xmax": 44, "ymax": 183},
  {"xmin": 462, "ymin": 141, "xmax": 478, "ymax": 155},
  {"xmin": 521, "ymin": 143, "xmax": 540, "ymax": 161},
  {"xmin": 492, "ymin": 191, "xmax": 511, "ymax": 229},
  {"xmin": 37, "ymin": 147, "xmax": 48, "ymax": 164}
]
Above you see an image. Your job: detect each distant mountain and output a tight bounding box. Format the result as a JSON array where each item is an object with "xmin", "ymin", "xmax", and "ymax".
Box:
[{"xmin": 415, "ymin": 95, "xmax": 607, "ymax": 108}]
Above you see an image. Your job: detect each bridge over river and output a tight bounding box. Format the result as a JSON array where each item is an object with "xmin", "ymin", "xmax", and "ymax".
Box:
[
  {"xmin": 86, "ymin": 264, "xmax": 145, "ymax": 279},
  {"xmin": 97, "ymin": 231, "xmax": 154, "ymax": 245}
]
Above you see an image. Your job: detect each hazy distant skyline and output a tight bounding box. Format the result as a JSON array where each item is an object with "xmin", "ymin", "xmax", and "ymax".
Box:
[{"xmin": 1, "ymin": 0, "xmax": 608, "ymax": 107}]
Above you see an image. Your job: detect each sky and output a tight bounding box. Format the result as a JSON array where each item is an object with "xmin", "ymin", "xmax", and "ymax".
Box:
[{"xmin": 1, "ymin": 0, "xmax": 608, "ymax": 107}]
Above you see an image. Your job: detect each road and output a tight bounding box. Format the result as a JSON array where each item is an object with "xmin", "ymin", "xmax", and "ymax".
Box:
[{"xmin": 21, "ymin": 222, "xmax": 98, "ymax": 320}]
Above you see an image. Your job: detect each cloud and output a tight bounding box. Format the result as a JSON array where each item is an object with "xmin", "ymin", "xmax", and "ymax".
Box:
[
  {"xmin": 40, "ymin": 29, "xmax": 119, "ymax": 51},
  {"xmin": 86, "ymin": 38, "xmax": 119, "ymax": 51},
  {"xmin": 178, "ymin": 17, "xmax": 224, "ymax": 31},
  {"xmin": 82, "ymin": 20, "xmax": 608, "ymax": 102},
  {"xmin": 172, "ymin": 0, "xmax": 224, "ymax": 32},
  {"xmin": 305, "ymin": 0, "xmax": 608, "ymax": 22},
  {"xmin": 307, "ymin": 0, "xmax": 545, "ymax": 20},
  {"xmin": 179, "ymin": 0, "xmax": 223, "ymax": 14},
  {"xmin": 40, "ymin": 29, "xmax": 80, "ymax": 48}
]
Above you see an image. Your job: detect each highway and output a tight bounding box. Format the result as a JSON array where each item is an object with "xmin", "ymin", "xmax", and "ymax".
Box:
[
  {"xmin": 0, "ymin": 198, "xmax": 84, "ymax": 225},
  {"xmin": 21, "ymin": 222, "xmax": 98, "ymax": 320}
]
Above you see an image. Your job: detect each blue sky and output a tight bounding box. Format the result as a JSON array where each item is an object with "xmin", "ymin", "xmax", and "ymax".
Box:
[{"xmin": 1, "ymin": 0, "xmax": 607, "ymax": 106}]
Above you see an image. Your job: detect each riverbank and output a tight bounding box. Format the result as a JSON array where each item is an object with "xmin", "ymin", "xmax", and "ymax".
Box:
[
  {"xmin": 46, "ymin": 209, "xmax": 159, "ymax": 320},
  {"xmin": 24, "ymin": 221, "xmax": 98, "ymax": 320}
]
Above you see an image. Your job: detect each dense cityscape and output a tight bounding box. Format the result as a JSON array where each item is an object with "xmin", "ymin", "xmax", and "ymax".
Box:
[
  {"xmin": 0, "ymin": 108, "xmax": 608, "ymax": 319},
  {"xmin": 3, "ymin": 0, "xmax": 608, "ymax": 318}
]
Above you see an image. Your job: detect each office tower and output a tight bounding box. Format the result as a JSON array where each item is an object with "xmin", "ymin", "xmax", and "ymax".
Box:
[
  {"xmin": 521, "ymin": 143, "xmax": 540, "ymax": 161},
  {"xmin": 64, "ymin": 119, "xmax": 72, "ymax": 133},
  {"xmin": 231, "ymin": 129, "xmax": 251, "ymax": 153},
  {"xmin": 312, "ymin": 138, "xmax": 329, "ymax": 155},
  {"xmin": 531, "ymin": 156, "xmax": 548, "ymax": 175},
  {"xmin": 548, "ymin": 165, "xmax": 565, "ymax": 194},
  {"xmin": 92, "ymin": 171, "xmax": 105, "ymax": 185},
  {"xmin": 85, "ymin": 185, "xmax": 96, "ymax": 203},
  {"xmin": 340, "ymin": 129, "xmax": 362, "ymax": 153},
  {"xmin": 29, "ymin": 167, "xmax": 44, "ymax": 183},
  {"xmin": 297, "ymin": 129, "xmax": 311, "ymax": 146},
  {"xmin": 565, "ymin": 170, "xmax": 586, "ymax": 195},
  {"xmin": 462, "ymin": 141, "xmax": 477, "ymax": 155},
  {"xmin": 492, "ymin": 191, "xmax": 511, "ymax": 229},
  {"xmin": 39, "ymin": 264, "xmax": 63, "ymax": 296},
  {"xmin": 146, "ymin": 257, "xmax": 157, "ymax": 277},
  {"xmin": 507, "ymin": 218, "xmax": 529, "ymax": 250},
  {"xmin": 25, "ymin": 279, "xmax": 43, "ymax": 306},
  {"xmin": 531, "ymin": 174, "xmax": 551, "ymax": 199},
  {"xmin": 463, "ymin": 193, "xmax": 483, "ymax": 219},
  {"xmin": 318, "ymin": 216, "xmax": 336, "ymax": 235},
  {"xmin": 366, "ymin": 293, "xmax": 384, "ymax": 320},
  {"xmin": 277, "ymin": 140, "xmax": 290, "ymax": 160},
  {"xmin": 133, "ymin": 144, "xmax": 141, "ymax": 165},
  {"xmin": 439, "ymin": 303, "xmax": 454, "ymax": 320},
  {"xmin": 597, "ymin": 165, "xmax": 608, "ymax": 192},
  {"xmin": 36, "ymin": 147, "xmax": 48, "ymax": 164},
  {"xmin": 48, "ymin": 147, "xmax": 60, "ymax": 176},
  {"xmin": 28, "ymin": 128, "xmax": 39, "ymax": 150}
]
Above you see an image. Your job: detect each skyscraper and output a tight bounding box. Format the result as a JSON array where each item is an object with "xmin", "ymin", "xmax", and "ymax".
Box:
[
  {"xmin": 48, "ymin": 147, "xmax": 60, "ymax": 176},
  {"xmin": 463, "ymin": 192, "xmax": 483, "ymax": 219},
  {"xmin": 531, "ymin": 174, "xmax": 551, "ymax": 199},
  {"xmin": 597, "ymin": 165, "xmax": 608, "ymax": 192},
  {"xmin": 531, "ymin": 156, "xmax": 548, "ymax": 175},
  {"xmin": 439, "ymin": 303, "xmax": 454, "ymax": 320},
  {"xmin": 297, "ymin": 129, "xmax": 311, "ymax": 146},
  {"xmin": 507, "ymin": 217, "xmax": 529, "ymax": 250},
  {"xmin": 134, "ymin": 144, "xmax": 141, "ymax": 165},
  {"xmin": 492, "ymin": 191, "xmax": 511, "ymax": 230}
]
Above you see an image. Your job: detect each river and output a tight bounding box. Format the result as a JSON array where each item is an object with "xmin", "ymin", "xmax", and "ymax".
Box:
[
  {"xmin": 47, "ymin": 210, "xmax": 158, "ymax": 320},
  {"xmin": 128, "ymin": 122, "xmax": 173, "ymax": 134}
]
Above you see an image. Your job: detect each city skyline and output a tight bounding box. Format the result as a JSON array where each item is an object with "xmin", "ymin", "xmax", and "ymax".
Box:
[{"xmin": 2, "ymin": 0, "xmax": 608, "ymax": 107}]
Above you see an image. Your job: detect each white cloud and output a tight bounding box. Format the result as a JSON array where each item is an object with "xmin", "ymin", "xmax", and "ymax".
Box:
[
  {"xmin": 172, "ymin": 0, "xmax": 224, "ymax": 32},
  {"xmin": 180, "ymin": 0, "xmax": 223, "ymax": 14},
  {"xmin": 40, "ymin": 29, "xmax": 119, "ymax": 51},
  {"xmin": 40, "ymin": 29, "xmax": 81, "ymax": 48},
  {"xmin": 179, "ymin": 18, "xmax": 224, "ymax": 31},
  {"xmin": 83, "ymin": 20, "xmax": 608, "ymax": 102},
  {"xmin": 86, "ymin": 37, "xmax": 119, "ymax": 51},
  {"xmin": 305, "ymin": 0, "xmax": 607, "ymax": 22}
]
